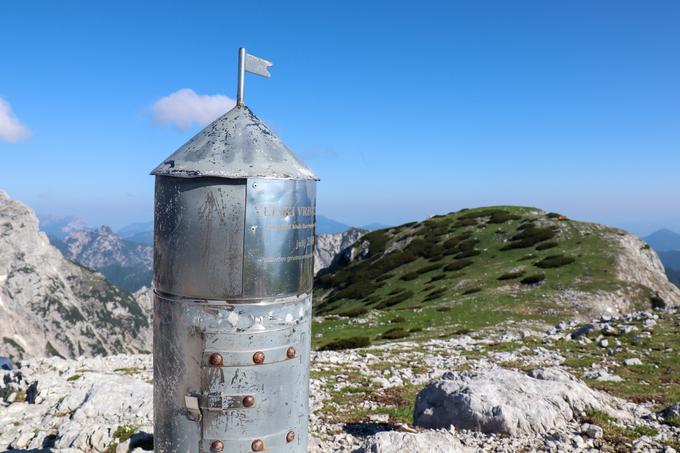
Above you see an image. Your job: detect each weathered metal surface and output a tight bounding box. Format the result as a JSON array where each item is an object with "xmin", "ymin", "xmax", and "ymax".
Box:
[
  {"xmin": 153, "ymin": 68, "xmax": 317, "ymax": 452},
  {"xmin": 153, "ymin": 293, "xmax": 311, "ymax": 453},
  {"xmin": 153, "ymin": 175, "xmax": 316, "ymax": 453},
  {"xmin": 244, "ymin": 178, "xmax": 316, "ymax": 297},
  {"xmin": 153, "ymin": 176, "xmax": 246, "ymax": 300},
  {"xmin": 150, "ymin": 106, "xmax": 318, "ymax": 181}
]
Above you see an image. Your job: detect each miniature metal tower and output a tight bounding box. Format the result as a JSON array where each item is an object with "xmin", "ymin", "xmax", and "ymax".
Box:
[{"xmin": 151, "ymin": 49, "xmax": 318, "ymax": 453}]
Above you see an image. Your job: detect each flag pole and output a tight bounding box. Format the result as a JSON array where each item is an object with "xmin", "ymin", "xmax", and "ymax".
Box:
[{"xmin": 237, "ymin": 47, "xmax": 246, "ymax": 107}]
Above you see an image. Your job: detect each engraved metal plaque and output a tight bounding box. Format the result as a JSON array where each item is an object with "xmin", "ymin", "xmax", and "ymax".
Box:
[{"xmin": 243, "ymin": 178, "xmax": 316, "ymax": 297}]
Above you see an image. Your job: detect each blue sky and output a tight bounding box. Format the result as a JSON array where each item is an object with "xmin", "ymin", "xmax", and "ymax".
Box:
[{"xmin": 0, "ymin": 1, "xmax": 678, "ymax": 235}]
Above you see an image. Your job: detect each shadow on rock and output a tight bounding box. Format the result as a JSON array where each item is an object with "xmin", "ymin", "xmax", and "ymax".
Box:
[
  {"xmin": 129, "ymin": 431, "xmax": 154, "ymax": 450},
  {"xmin": 3, "ymin": 450, "xmax": 53, "ymax": 453},
  {"xmin": 343, "ymin": 422, "xmax": 402, "ymax": 438}
]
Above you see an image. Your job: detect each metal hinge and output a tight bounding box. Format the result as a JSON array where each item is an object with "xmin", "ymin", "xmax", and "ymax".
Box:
[{"xmin": 185, "ymin": 394, "xmax": 202, "ymax": 422}]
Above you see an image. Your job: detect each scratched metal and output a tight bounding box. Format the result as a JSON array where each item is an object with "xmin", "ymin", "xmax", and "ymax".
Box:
[
  {"xmin": 153, "ymin": 176, "xmax": 246, "ymax": 299},
  {"xmin": 243, "ymin": 178, "xmax": 316, "ymax": 298},
  {"xmin": 150, "ymin": 106, "xmax": 319, "ymax": 181},
  {"xmin": 152, "ymin": 101, "xmax": 317, "ymax": 453},
  {"xmin": 153, "ymin": 292, "xmax": 311, "ymax": 453}
]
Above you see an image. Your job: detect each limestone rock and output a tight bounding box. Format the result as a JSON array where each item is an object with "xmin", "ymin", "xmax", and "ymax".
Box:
[
  {"xmin": 314, "ymin": 228, "xmax": 364, "ymax": 275},
  {"xmin": 358, "ymin": 431, "xmax": 471, "ymax": 453},
  {"xmin": 413, "ymin": 367, "xmax": 628, "ymax": 436}
]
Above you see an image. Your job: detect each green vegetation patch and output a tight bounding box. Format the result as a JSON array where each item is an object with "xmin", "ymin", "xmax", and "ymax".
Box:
[
  {"xmin": 319, "ymin": 336, "xmax": 371, "ymax": 351},
  {"xmin": 312, "ymin": 205, "xmax": 640, "ymax": 348},
  {"xmin": 536, "ymin": 241, "xmax": 559, "ymax": 251},
  {"xmin": 443, "ymin": 259, "xmax": 474, "ymax": 272},
  {"xmin": 501, "ymin": 224, "xmax": 557, "ymax": 250},
  {"xmin": 520, "ymin": 274, "xmax": 546, "ymax": 285},
  {"xmin": 535, "ymin": 254, "xmax": 575, "ymax": 269},
  {"xmin": 375, "ymin": 290, "xmax": 414, "ymax": 309},
  {"xmin": 381, "ymin": 328, "xmax": 410, "ymax": 340},
  {"xmin": 337, "ymin": 306, "xmax": 369, "ymax": 318}
]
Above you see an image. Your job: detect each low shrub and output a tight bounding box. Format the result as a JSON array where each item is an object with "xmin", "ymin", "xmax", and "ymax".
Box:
[
  {"xmin": 650, "ymin": 294, "xmax": 667, "ymax": 309},
  {"xmin": 409, "ymin": 327, "xmax": 423, "ymax": 333},
  {"xmin": 489, "ymin": 211, "xmax": 521, "ymax": 224},
  {"xmin": 363, "ymin": 295, "xmax": 381, "ymax": 304},
  {"xmin": 406, "ymin": 239, "xmax": 444, "ymax": 260},
  {"xmin": 457, "ymin": 238, "xmax": 479, "ymax": 252},
  {"xmin": 456, "ymin": 249, "xmax": 481, "ymax": 259},
  {"xmin": 535, "ymin": 254, "xmax": 575, "ymax": 268},
  {"xmin": 501, "ymin": 225, "xmax": 557, "ymax": 250},
  {"xmin": 462, "ymin": 287, "xmax": 481, "ymax": 295},
  {"xmin": 420, "ymin": 263, "xmax": 442, "ymax": 273},
  {"xmin": 391, "ymin": 316, "xmax": 406, "ymax": 323},
  {"xmin": 375, "ymin": 273, "xmax": 395, "ymax": 282},
  {"xmin": 435, "ymin": 306, "xmax": 451, "ymax": 312},
  {"xmin": 319, "ymin": 336, "xmax": 371, "ymax": 351},
  {"xmin": 520, "ymin": 274, "xmax": 545, "ymax": 285},
  {"xmin": 338, "ymin": 307, "xmax": 368, "ymax": 318},
  {"xmin": 400, "ymin": 272, "xmax": 420, "ymax": 281},
  {"xmin": 381, "ymin": 327, "xmax": 410, "ymax": 340},
  {"xmin": 454, "ymin": 218, "xmax": 478, "ymax": 227},
  {"xmin": 442, "ymin": 231, "xmax": 473, "ymax": 249},
  {"xmin": 362, "ymin": 230, "xmax": 390, "ymax": 259},
  {"xmin": 443, "ymin": 259, "xmax": 474, "ymax": 272},
  {"xmin": 498, "ymin": 270, "xmax": 525, "ymax": 280},
  {"xmin": 388, "ymin": 287, "xmax": 405, "ymax": 295},
  {"xmin": 429, "ymin": 273, "xmax": 447, "ymax": 282},
  {"xmin": 375, "ymin": 290, "xmax": 414, "ymax": 309},
  {"xmin": 328, "ymin": 280, "xmax": 379, "ymax": 302},
  {"xmin": 424, "ymin": 287, "xmax": 446, "ymax": 301},
  {"xmin": 536, "ymin": 241, "xmax": 558, "ymax": 251}
]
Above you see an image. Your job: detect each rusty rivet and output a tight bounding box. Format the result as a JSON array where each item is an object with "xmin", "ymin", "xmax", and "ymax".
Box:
[
  {"xmin": 242, "ymin": 395, "xmax": 255, "ymax": 408},
  {"xmin": 252, "ymin": 351, "xmax": 265, "ymax": 365},
  {"xmin": 208, "ymin": 352, "xmax": 223, "ymax": 367},
  {"xmin": 251, "ymin": 439, "xmax": 264, "ymax": 451},
  {"xmin": 211, "ymin": 440, "xmax": 224, "ymax": 452},
  {"xmin": 286, "ymin": 430, "xmax": 295, "ymax": 443},
  {"xmin": 286, "ymin": 346, "xmax": 296, "ymax": 359}
]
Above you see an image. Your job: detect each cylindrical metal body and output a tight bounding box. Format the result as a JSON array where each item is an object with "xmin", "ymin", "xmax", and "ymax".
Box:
[{"xmin": 151, "ymin": 106, "xmax": 318, "ymax": 453}]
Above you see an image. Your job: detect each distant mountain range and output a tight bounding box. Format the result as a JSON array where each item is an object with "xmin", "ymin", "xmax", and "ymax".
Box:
[
  {"xmin": 37, "ymin": 215, "xmax": 385, "ymax": 291},
  {"xmin": 38, "ymin": 215, "xmax": 88, "ymax": 239},
  {"xmin": 117, "ymin": 221, "xmax": 154, "ymax": 246},
  {"xmin": 49, "ymin": 226, "xmax": 153, "ymax": 292},
  {"xmin": 644, "ymin": 228, "xmax": 680, "ymax": 252},
  {"xmin": 644, "ymin": 229, "xmax": 680, "ymax": 288},
  {"xmin": 1, "ymin": 191, "xmax": 150, "ymax": 360}
]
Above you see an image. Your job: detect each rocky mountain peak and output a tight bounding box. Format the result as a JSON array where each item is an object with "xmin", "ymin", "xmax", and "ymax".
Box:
[{"xmin": 0, "ymin": 191, "xmax": 150, "ymax": 360}]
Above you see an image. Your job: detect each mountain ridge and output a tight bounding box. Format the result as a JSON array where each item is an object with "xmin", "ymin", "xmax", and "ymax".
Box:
[
  {"xmin": 0, "ymin": 190, "xmax": 150, "ymax": 360},
  {"xmin": 313, "ymin": 206, "xmax": 680, "ymax": 349},
  {"xmin": 49, "ymin": 226, "xmax": 153, "ymax": 292}
]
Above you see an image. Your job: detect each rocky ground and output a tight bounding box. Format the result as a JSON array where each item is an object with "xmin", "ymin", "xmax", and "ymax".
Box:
[{"xmin": 2, "ymin": 308, "xmax": 680, "ymax": 452}]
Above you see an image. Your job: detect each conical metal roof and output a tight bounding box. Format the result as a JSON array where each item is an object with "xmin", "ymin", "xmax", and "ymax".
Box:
[{"xmin": 151, "ymin": 105, "xmax": 318, "ymax": 180}]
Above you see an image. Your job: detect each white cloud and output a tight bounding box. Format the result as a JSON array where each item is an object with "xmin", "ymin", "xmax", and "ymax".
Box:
[
  {"xmin": 0, "ymin": 97, "xmax": 30, "ymax": 143},
  {"xmin": 151, "ymin": 88, "xmax": 235, "ymax": 130}
]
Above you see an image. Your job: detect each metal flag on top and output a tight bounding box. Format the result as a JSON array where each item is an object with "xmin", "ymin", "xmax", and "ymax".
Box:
[{"xmin": 237, "ymin": 48, "xmax": 273, "ymax": 106}]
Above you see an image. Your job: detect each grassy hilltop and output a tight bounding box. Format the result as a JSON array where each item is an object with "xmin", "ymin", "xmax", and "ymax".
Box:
[{"xmin": 312, "ymin": 206, "xmax": 669, "ymax": 350}]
